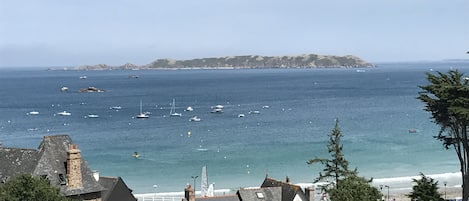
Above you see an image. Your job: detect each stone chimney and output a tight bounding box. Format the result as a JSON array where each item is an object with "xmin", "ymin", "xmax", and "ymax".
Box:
[
  {"xmin": 305, "ymin": 187, "xmax": 315, "ymax": 201},
  {"xmin": 285, "ymin": 176, "xmax": 290, "ymax": 184},
  {"xmin": 67, "ymin": 144, "xmax": 83, "ymax": 189},
  {"xmin": 184, "ymin": 185, "xmax": 195, "ymax": 201}
]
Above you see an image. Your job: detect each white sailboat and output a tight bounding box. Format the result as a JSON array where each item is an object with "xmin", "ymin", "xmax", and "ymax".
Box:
[
  {"xmin": 201, "ymin": 165, "xmax": 208, "ymax": 197},
  {"xmin": 169, "ymin": 98, "xmax": 182, "ymax": 117},
  {"xmin": 136, "ymin": 100, "xmax": 149, "ymax": 118}
]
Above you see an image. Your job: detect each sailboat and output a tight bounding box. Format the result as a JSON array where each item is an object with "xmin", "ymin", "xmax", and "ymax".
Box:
[
  {"xmin": 201, "ymin": 165, "xmax": 208, "ymax": 197},
  {"xmin": 169, "ymin": 98, "xmax": 182, "ymax": 117},
  {"xmin": 136, "ymin": 100, "xmax": 149, "ymax": 118}
]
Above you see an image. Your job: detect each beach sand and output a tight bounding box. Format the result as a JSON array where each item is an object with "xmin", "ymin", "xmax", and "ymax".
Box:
[{"xmin": 389, "ymin": 187, "xmax": 461, "ymax": 201}]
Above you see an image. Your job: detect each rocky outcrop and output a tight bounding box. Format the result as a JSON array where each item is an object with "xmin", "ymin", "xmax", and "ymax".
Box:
[
  {"xmin": 146, "ymin": 54, "xmax": 373, "ymax": 69},
  {"xmin": 74, "ymin": 53, "xmax": 373, "ymax": 70}
]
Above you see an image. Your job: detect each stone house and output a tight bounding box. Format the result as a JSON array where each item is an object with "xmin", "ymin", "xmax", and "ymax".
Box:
[{"xmin": 0, "ymin": 135, "xmax": 136, "ymax": 201}]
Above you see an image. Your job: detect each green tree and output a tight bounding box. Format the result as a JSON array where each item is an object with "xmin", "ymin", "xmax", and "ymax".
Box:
[
  {"xmin": 407, "ymin": 173, "xmax": 442, "ymax": 201},
  {"xmin": 308, "ymin": 119, "xmax": 380, "ymax": 200},
  {"xmin": 418, "ymin": 70, "xmax": 469, "ymax": 201},
  {"xmin": 329, "ymin": 175, "xmax": 381, "ymax": 201},
  {"xmin": 0, "ymin": 174, "xmax": 71, "ymax": 201},
  {"xmin": 307, "ymin": 118, "xmax": 356, "ymax": 187}
]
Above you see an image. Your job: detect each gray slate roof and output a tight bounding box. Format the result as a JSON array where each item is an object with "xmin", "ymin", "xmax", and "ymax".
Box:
[
  {"xmin": 0, "ymin": 135, "xmax": 105, "ymax": 196},
  {"xmin": 261, "ymin": 177, "xmax": 308, "ymax": 201},
  {"xmin": 196, "ymin": 195, "xmax": 240, "ymax": 201},
  {"xmin": 238, "ymin": 187, "xmax": 282, "ymax": 201},
  {"xmin": 99, "ymin": 176, "xmax": 137, "ymax": 201}
]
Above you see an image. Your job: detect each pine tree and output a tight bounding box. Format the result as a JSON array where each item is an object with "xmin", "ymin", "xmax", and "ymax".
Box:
[
  {"xmin": 307, "ymin": 118, "xmax": 356, "ymax": 187},
  {"xmin": 418, "ymin": 70, "xmax": 469, "ymax": 201},
  {"xmin": 407, "ymin": 173, "xmax": 442, "ymax": 201},
  {"xmin": 308, "ymin": 119, "xmax": 381, "ymax": 201}
]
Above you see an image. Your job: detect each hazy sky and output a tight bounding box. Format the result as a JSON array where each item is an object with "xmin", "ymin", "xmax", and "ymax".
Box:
[{"xmin": 1, "ymin": 0, "xmax": 468, "ymax": 67}]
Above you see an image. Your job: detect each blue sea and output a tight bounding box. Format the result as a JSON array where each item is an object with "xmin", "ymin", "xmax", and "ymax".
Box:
[{"xmin": 0, "ymin": 62, "xmax": 468, "ymax": 194}]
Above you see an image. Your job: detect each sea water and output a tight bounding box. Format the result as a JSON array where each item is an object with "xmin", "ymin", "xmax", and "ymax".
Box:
[{"xmin": 0, "ymin": 62, "xmax": 468, "ymax": 194}]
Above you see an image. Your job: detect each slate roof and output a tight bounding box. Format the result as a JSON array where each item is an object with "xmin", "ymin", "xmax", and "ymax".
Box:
[
  {"xmin": 196, "ymin": 195, "xmax": 240, "ymax": 201},
  {"xmin": 0, "ymin": 135, "xmax": 105, "ymax": 196},
  {"xmin": 238, "ymin": 187, "xmax": 282, "ymax": 201},
  {"xmin": 0, "ymin": 148, "xmax": 40, "ymax": 182},
  {"xmin": 99, "ymin": 176, "xmax": 137, "ymax": 201},
  {"xmin": 261, "ymin": 177, "xmax": 308, "ymax": 201}
]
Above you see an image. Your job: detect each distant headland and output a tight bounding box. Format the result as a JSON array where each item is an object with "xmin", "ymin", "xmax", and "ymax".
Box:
[{"xmin": 71, "ymin": 53, "xmax": 374, "ymax": 70}]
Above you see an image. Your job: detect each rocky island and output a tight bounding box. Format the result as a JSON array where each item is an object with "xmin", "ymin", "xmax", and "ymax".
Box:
[{"xmin": 75, "ymin": 53, "xmax": 373, "ymax": 70}]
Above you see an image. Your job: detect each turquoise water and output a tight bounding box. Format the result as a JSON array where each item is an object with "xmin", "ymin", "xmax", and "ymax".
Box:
[{"xmin": 0, "ymin": 62, "xmax": 468, "ymax": 193}]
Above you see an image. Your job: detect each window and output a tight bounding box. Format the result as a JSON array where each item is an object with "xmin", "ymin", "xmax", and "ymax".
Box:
[
  {"xmin": 58, "ymin": 174, "xmax": 66, "ymax": 185},
  {"xmin": 256, "ymin": 192, "xmax": 264, "ymax": 199}
]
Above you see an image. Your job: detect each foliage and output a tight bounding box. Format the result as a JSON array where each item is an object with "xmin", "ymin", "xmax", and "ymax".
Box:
[
  {"xmin": 308, "ymin": 119, "xmax": 380, "ymax": 200},
  {"xmin": 0, "ymin": 174, "xmax": 71, "ymax": 201},
  {"xmin": 328, "ymin": 175, "xmax": 382, "ymax": 201},
  {"xmin": 307, "ymin": 118, "xmax": 356, "ymax": 187},
  {"xmin": 407, "ymin": 173, "xmax": 442, "ymax": 201},
  {"xmin": 417, "ymin": 70, "xmax": 469, "ymax": 200}
]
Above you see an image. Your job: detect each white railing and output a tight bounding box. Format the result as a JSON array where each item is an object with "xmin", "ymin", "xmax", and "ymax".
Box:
[{"xmin": 134, "ymin": 189, "xmax": 233, "ymax": 201}]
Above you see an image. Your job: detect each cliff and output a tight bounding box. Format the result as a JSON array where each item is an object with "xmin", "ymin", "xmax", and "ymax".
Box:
[{"xmin": 76, "ymin": 53, "xmax": 373, "ymax": 70}]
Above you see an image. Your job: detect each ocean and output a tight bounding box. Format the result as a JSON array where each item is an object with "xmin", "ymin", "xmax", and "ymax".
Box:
[{"xmin": 0, "ymin": 62, "xmax": 468, "ymax": 194}]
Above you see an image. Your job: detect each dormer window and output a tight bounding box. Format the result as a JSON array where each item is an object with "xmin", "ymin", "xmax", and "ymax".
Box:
[
  {"xmin": 58, "ymin": 174, "xmax": 67, "ymax": 185},
  {"xmin": 256, "ymin": 192, "xmax": 264, "ymax": 199}
]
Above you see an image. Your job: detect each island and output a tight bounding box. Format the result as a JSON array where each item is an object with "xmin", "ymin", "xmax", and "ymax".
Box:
[{"xmin": 73, "ymin": 53, "xmax": 374, "ymax": 70}]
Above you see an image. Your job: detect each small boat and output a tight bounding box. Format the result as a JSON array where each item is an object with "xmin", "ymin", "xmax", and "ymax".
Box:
[
  {"xmin": 249, "ymin": 110, "xmax": 260, "ymax": 114},
  {"xmin": 238, "ymin": 114, "xmax": 245, "ymax": 118},
  {"xmin": 136, "ymin": 100, "xmax": 149, "ymax": 118},
  {"xmin": 211, "ymin": 108, "xmax": 223, "ymax": 113},
  {"xmin": 79, "ymin": 76, "xmax": 87, "ymax": 79},
  {"xmin": 262, "ymin": 105, "xmax": 270, "ymax": 109},
  {"xmin": 408, "ymin": 129, "xmax": 417, "ymax": 133},
  {"xmin": 57, "ymin": 111, "xmax": 71, "ymax": 116},
  {"xmin": 189, "ymin": 115, "xmax": 201, "ymax": 122},
  {"xmin": 60, "ymin": 86, "xmax": 69, "ymax": 92},
  {"xmin": 132, "ymin": 152, "xmax": 140, "ymax": 158},
  {"xmin": 185, "ymin": 106, "xmax": 194, "ymax": 111},
  {"xmin": 169, "ymin": 99, "xmax": 182, "ymax": 117},
  {"xmin": 211, "ymin": 105, "xmax": 224, "ymax": 113},
  {"xmin": 86, "ymin": 114, "xmax": 99, "ymax": 118},
  {"xmin": 110, "ymin": 106, "xmax": 122, "ymax": 110},
  {"xmin": 27, "ymin": 111, "xmax": 39, "ymax": 115}
]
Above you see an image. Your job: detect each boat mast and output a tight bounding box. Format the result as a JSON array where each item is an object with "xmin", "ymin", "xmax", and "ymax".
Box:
[{"xmin": 201, "ymin": 165, "xmax": 208, "ymax": 197}]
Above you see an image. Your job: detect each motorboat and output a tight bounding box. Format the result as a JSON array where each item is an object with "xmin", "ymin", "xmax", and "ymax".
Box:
[
  {"xmin": 57, "ymin": 111, "xmax": 71, "ymax": 116},
  {"xmin": 27, "ymin": 111, "xmax": 39, "ymax": 115},
  {"xmin": 110, "ymin": 106, "xmax": 122, "ymax": 110},
  {"xmin": 189, "ymin": 115, "xmax": 201, "ymax": 122},
  {"xmin": 249, "ymin": 110, "xmax": 260, "ymax": 114},
  {"xmin": 86, "ymin": 114, "xmax": 99, "ymax": 118},
  {"xmin": 211, "ymin": 105, "xmax": 224, "ymax": 113},
  {"xmin": 238, "ymin": 114, "xmax": 245, "ymax": 118},
  {"xmin": 185, "ymin": 106, "xmax": 194, "ymax": 111}
]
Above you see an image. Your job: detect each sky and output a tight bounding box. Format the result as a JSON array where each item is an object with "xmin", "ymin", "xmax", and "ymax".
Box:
[{"xmin": 0, "ymin": 0, "xmax": 468, "ymax": 67}]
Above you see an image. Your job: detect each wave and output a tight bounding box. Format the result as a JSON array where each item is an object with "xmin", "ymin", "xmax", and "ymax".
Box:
[{"xmin": 372, "ymin": 172, "xmax": 461, "ymax": 192}]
